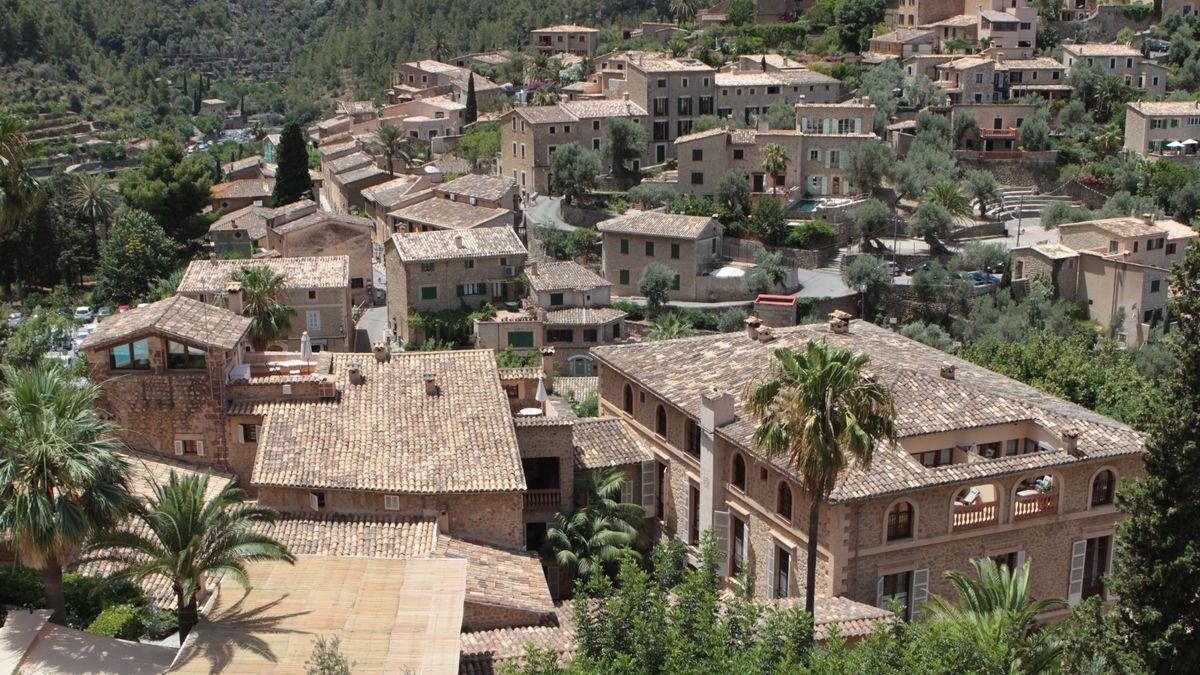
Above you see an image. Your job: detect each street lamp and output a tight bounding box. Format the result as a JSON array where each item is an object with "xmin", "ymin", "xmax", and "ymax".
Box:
[{"xmin": 859, "ymin": 282, "xmax": 868, "ymax": 319}]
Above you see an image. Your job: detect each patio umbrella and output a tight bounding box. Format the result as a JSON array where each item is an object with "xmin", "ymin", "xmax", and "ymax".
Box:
[
  {"xmin": 535, "ymin": 374, "xmax": 548, "ymax": 412},
  {"xmin": 300, "ymin": 331, "xmax": 312, "ymax": 360},
  {"xmin": 1167, "ymin": 140, "xmax": 1186, "ymax": 149},
  {"xmin": 1184, "ymin": 139, "xmax": 1199, "ymax": 145}
]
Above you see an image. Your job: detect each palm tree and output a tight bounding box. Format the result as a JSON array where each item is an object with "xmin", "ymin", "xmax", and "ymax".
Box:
[
  {"xmin": 65, "ymin": 172, "xmax": 117, "ymax": 240},
  {"xmin": 431, "ymin": 28, "xmax": 450, "ymax": 62},
  {"xmin": 0, "ymin": 363, "xmax": 133, "ymax": 624},
  {"xmin": 760, "ymin": 143, "xmax": 789, "ymax": 194},
  {"xmin": 545, "ymin": 468, "xmax": 643, "ymax": 579},
  {"xmin": 746, "ymin": 342, "xmax": 895, "ymax": 614},
  {"xmin": 398, "ymin": 138, "xmax": 432, "ymax": 170},
  {"xmin": 671, "ymin": 0, "xmax": 700, "ymax": 22},
  {"xmin": 645, "ymin": 314, "xmax": 697, "ymax": 341},
  {"xmin": 232, "ymin": 265, "xmax": 296, "ymax": 351},
  {"xmin": 375, "ymin": 124, "xmax": 404, "ymax": 176},
  {"xmin": 0, "ymin": 114, "xmax": 40, "ymax": 236},
  {"xmin": 84, "ymin": 471, "xmax": 295, "ymax": 640},
  {"xmin": 926, "ymin": 558, "xmax": 1066, "ymax": 672},
  {"xmin": 923, "ymin": 180, "xmax": 972, "ymax": 219}
]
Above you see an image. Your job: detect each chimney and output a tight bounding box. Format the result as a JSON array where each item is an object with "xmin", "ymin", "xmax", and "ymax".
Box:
[
  {"xmin": 828, "ymin": 309, "xmax": 853, "ymax": 334},
  {"xmin": 372, "ymin": 342, "xmax": 390, "ymax": 363},
  {"xmin": 1061, "ymin": 427, "xmax": 1081, "ymax": 456},
  {"xmin": 347, "ymin": 365, "xmax": 364, "ymax": 385},
  {"xmin": 1141, "ymin": 212, "xmax": 1155, "ymax": 226},
  {"xmin": 423, "ymin": 372, "xmax": 438, "ymax": 396},
  {"xmin": 940, "ymin": 362, "xmax": 956, "ymax": 380},
  {"xmin": 225, "ymin": 282, "xmax": 244, "ymax": 315},
  {"xmin": 700, "ymin": 388, "xmax": 736, "ymax": 431},
  {"xmin": 744, "ymin": 315, "xmax": 762, "ymax": 340},
  {"xmin": 529, "ymin": 260, "xmax": 538, "ymax": 276},
  {"xmin": 756, "ymin": 325, "xmax": 776, "ymax": 343},
  {"xmin": 209, "ymin": 251, "xmax": 218, "ymax": 264},
  {"xmin": 453, "ymin": 233, "xmax": 465, "ymax": 249},
  {"xmin": 540, "ymin": 346, "xmax": 556, "ymax": 391}
]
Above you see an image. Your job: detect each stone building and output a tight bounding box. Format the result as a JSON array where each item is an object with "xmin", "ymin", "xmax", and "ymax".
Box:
[
  {"xmin": 177, "ymin": 256, "xmax": 354, "ymax": 352},
  {"xmin": 596, "ymin": 212, "xmax": 725, "ymax": 302},
  {"xmin": 531, "ymin": 25, "xmax": 601, "ymax": 57},
  {"xmin": 1122, "ymin": 100, "xmax": 1200, "ymax": 159},
  {"xmin": 361, "ymin": 174, "xmax": 438, "ymax": 244},
  {"xmin": 1060, "ymin": 43, "xmax": 1169, "ymax": 97},
  {"xmin": 390, "ymin": 60, "xmax": 503, "ymax": 106},
  {"xmin": 592, "ymin": 318, "xmax": 1145, "ymax": 620}
]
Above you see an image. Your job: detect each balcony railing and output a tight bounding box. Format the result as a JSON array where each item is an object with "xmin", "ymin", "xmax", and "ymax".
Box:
[
  {"xmin": 952, "ymin": 501, "xmax": 999, "ymax": 531},
  {"xmin": 980, "ymin": 128, "xmax": 1019, "ymax": 138},
  {"xmin": 1013, "ymin": 492, "xmax": 1057, "ymax": 520},
  {"xmin": 524, "ymin": 488, "xmax": 561, "ymax": 509}
]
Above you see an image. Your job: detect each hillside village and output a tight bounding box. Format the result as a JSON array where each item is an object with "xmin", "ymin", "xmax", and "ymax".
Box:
[{"xmin": 2, "ymin": 0, "xmax": 1200, "ymax": 672}]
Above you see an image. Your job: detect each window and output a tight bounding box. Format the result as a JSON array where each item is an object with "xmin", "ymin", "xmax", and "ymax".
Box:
[
  {"xmin": 619, "ymin": 238, "xmax": 629, "ymax": 254},
  {"xmin": 917, "ymin": 448, "xmax": 951, "ymax": 467},
  {"xmin": 619, "ymin": 269, "xmax": 630, "ymax": 285},
  {"xmin": 564, "ymin": 125, "xmax": 571, "ymax": 133},
  {"xmin": 384, "ymin": 494, "xmax": 400, "ymax": 510},
  {"xmin": 773, "ymin": 546, "xmax": 791, "ymax": 598},
  {"xmin": 887, "ymin": 501, "xmax": 914, "ymax": 541},
  {"xmin": 351, "ymin": 277, "xmax": 365, "ymax": 289},
  {"xmin": 549, "ymin": 126, "xmax": 556, "ymax": 135},
  {"xmin": 653, "ymin": 121, "xmax": 669, "ymax": 141},
  {"xmin": 686, "ymin": 419, "xmax": 701, "ymax": 458},
  {"xmin": 456, "ymin": 283, "xmax": 486, "ymax": 297},
  {"xmin": 167, "ymin": 341, "xmax": 206, "ymax": 369},
  {"xmin": 239, "ymin": 424, "xmax": 258, "ymax": 443},
  {"xmin": 1151, "ymin": 279, "xmax": 1161, "ymax": 293},
  {"xmin": 732, "ymin": 453, "xmax": 747, "ymax": 491},
  {"xmin": 1092, "ymin": 470, "xmax": 1116, "ymax": 506},
  {"xmin": 691, "ymin": 149, "xmax": 703, "ymax": 161},
  {"xmin": 308, "ymin": 290, "xmax": 317, "ymax": 300},
  {"xmin": 691, "ymin": 172, "xmax": 704, "ymax": 185},
  {"xmin": 656, "ymin": 78, "xmax": 667, "ymax": 88},
  {"xmin": 593, "ymin": 138, "xmax": 601, "ymax": 150},
  {"xmin": 593, "ymin": 120, "xmax": 600, "ymax": 131},
  {"xmin": 109, "ymin": 339, "xmax": 151, "ymax": 370},
  {"xmin": 671, "ymin": 274, "xmax": 681, "ymax": 291},
  {"xmin": 670, "ymin": 243, "xmax": 680, "ymax": 259},
  {"xmin": 678, "ymin": 97, "xmax": 692, "ymax": 115},
  {"xmin": 733, "ymin": 149, "xmax": 744, "ymax": 160},
  {"xmin": 310, "ymin": 491, "xmax": 326, "ymax": 511},
  {"xmin": 656, "ymin": 405, "xmax": 668, "ymax": 436},
  {"xmin": 653, "ymin": 98, "xmax": 669, "ymax": 116},
  {"xmin": 689, "ymin": 485, "xmax": 701, "ymax": 544},
  {"xmin": 990, "ymin": 550, "xmax": 1020, "ymax": 571},
  {"xmin": 507, "ymin": 331, "xmax": 534, "ymax": 348},
  {"xmin": 676, "ymin": 120, "xmax": 692, "ymax": 136},
  {"xmin": 1168, "ymin": 243, "xmax": 1177, "ymax": 255},
  {"xmin": 174, "ymin": 439, "xmax": 203, "ymax": 456},
  {"xmin": 623, "ymin": 384, "xmax": 634, "ymax": 413},
  {"xmin": 777, "ymin": 483, "xmax": 793, "ymax": 519},
  {"xmin": 699, "ymin": 96, "xmax": 714, "ymax": 115},
  {"xmin": 1082, "ymin": 535, "xmax": 1111, "ymax": 600},
  {"xmin": 731, "ymin": 515, "xmax": 747, "ymax": 576},
  {"xmin": 1109, "ymin": 240, "xmax": 1119, "ymax": 254},
  {"xmin": 420, "ymin": 286, "xmax": 438, "ymax": 300},
  {"xmin": 977, "ymin": 442, "xmax": 1001, "ymax": 459},
  {"xmin": 306, "ymin": 310, "xmax": 321, "ymax": 330},
  {"xmin": 809, "ymin": 149, "xmax": 820, "ymax": 161},
  {"xmin": 464, "ymin": 259, "xmax": 475, "ymax": 269},
  {"xmin": 546, "ymin": 329, "xmax": 574, "ymax": 342},
  {"xmin": 880, "ymin": 571, "xmax": 912, "ymax": 619},
  {"xmin": 645, "ymin": 241, "xmax": 655, "ymax": 257},
  {"xmin": 583, "ymin": 328, "xmax": 597, "ymax": 342}
]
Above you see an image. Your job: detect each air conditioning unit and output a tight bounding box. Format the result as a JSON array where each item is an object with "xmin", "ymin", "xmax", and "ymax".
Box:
[
  {"xmin": 504, "ymin": 266, "xmax": 518, "ymax": 276},
  {"xmin": 469, "ymin": 197, "xmax": 477, "ymax": 205}
]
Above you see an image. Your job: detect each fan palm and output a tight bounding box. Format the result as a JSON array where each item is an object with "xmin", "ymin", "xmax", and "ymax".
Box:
[
  {"xmin": 671, "ymin": 0, "xmax": 700, "ymax": 22},
  {"xmin": 0, "ymin": 363, "xmax": 133, "ymax": 624},
  {"xmin": 0, "ymin": 114, "xmax": 40, "ymax": 236},
  {"xmin": 760, "ymin": 143, "xmax": 789, "ymax": 194},
  {"xmin": 84, "ymin": 471, "xmax": 295, "ymax": 640},
  {"xmin": 546, "ymin": 468, "xmax": 643, "ymax": 579},
  {"xmin": 65, "ymin": 172, "xmax": 117, "ymax": 239},
  {"xmin": 645, "ymin": 314, "xmax": 697, "ymax": 341},
  {"xmin": 926, "ymin": 558, "xmax": 1066, "ymax": 673},
  {"xmin": 398, "ymin": 138, "xmax": 432, "ymax": 170},
  {"xmin": 232, "ymin": 265, "xmax": 296, "ymax": 351},
  {"xmin": 923, "ymin": 180, "xmax": 973, "ymax": 219},
  {"xmin": 375, "ymin": 124, "xmax": 404, "ymax": 176},
  {"xmin": 746, "ymin": 341, "xmax": 895, "ymax": 613}
]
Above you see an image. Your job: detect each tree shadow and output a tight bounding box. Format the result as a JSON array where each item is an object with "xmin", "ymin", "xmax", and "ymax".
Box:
[{"xmin": 173, "ymin": 592, "xmax": 311, "ymax": 673}]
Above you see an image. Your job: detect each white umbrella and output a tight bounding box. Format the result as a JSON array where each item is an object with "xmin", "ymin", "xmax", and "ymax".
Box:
[
  {"xmin": 535, "ymin": 375, "xmax": 548, "ymax": 412},
  {"xmin": 1184, "ymin": 139, "xmax": 1199, "ymax": 145},
  {"xmin": 300, "ymin": 331, "xmax": 313, "ymax": 360},
  {"xmin": 1167, "ymin": 140, "xmax": 1186, "ymax": 149}
]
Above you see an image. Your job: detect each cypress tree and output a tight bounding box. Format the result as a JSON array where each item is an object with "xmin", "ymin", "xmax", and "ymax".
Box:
[
  {"xmin": 182, "ymin": 73, "xmax": 188, "ymax": 96},
  {"xmin": 464, "ymin": 73, "xmax": 478, "ymax": 125},
  {"xmin": 1110, "ymin": 241, "xmax": 1200, "ymax": 669},
  {"xmin": 272, "ymin": 122, "xmax": 313, "ymax": 207}
]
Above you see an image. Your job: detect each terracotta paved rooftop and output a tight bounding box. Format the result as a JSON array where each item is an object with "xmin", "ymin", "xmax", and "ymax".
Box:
[
  {"xmin": 593, "ymin": 321, "xmax": 1144, "ymax": 503},
  {"xmin": 0, "ymin": 609, "xmax": 177, "ymax": 674},
  {"xmin": 596, "ymin": 212, "xmax": 718, "ymax": 240},
  {"xmin": 171, "ymin": 557, "xmax": 466, "ymax": 674},
  {"xmin": 391, "ymin": 227, "xmax": 527, "ymax": 263},
  {"xmin": 79, "ymin": 295, "xmax": 252, "ymax": 352},
  {"xmin": 437, "ymin": 174, "xmax": 516, "ymax": 202},
  {"xmin": 252, "ymin": 350, "xmax": 526, "ymax": 494},
  {"xmin": 527, "ymin": 261, "xmax": 609, "ymax": 293},
  {"xmin": 438, "ymin": 537, "xmax": 556, "ymax": 617},
  {"xmin": 573, "ymin": 417, "xmax": 652, "ymax": 469},
  {"xmin": 177, "ymin": 255, "xmax": 350, "ymax": 293},
  {"xmin": 1058, "ymin": 216, "xmax": 1171, "ymax": 239}
]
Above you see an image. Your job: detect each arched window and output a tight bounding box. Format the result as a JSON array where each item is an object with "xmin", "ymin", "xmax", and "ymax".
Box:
[
  {"xmin": 777, "ymin": 482, "xmax": 793, "ymax": 519},
  {"xmin": 1091, "ymin": 470, "xmax": 1116, "ymax": 507},
  {"xmin": 887, "ymin": 501, "xmax": 914, "ymax": 541},
  {"xmin": 655, "ymin": 405, "xmax": 667, "ymax": 436},
  {"xmin": 568, "ymin": 355, "xmax": 594, "ymax": 376},
  {"xmin": 732, "ymin": 454, "xmax": 747, "ymax": 491},
  {"xmin": 623, "ymin": 384, "xmax": 633, "ymax": 414}
]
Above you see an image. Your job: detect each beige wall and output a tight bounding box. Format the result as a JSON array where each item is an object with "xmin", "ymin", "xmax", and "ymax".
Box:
[
  {"xmin": 600, "ymin": 231, "xmax": 721, "ymax": 301},
  {"xmin": 275, "ymin": 224, "xmax": 374, "ymax": 306},
  {"xmin": 498, "ymin": 109, "xmax": 651, "ymax": 194}
]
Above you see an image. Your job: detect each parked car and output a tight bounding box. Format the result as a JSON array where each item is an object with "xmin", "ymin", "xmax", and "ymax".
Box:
[
  {"xmin": 136, "ymin": 303, "xmax": 149, "ymax": 309},
  {"xmin": 886, "ymin": 261, "xmax": 902, "ymax": 277},
  {"xmin": 117, "ymin": 305, "xmax": 131, "ymax": 313},
  {"xmin": 905, "ymin": 262, "xmax": 932, "ymax": 275},
  {"xmin": 7, "ymin": 312, "xmax": 24, "ymax": 327},
  {"xmin": 74, "ymin": 306, "xmax": 94, "ymax": 321},
  {"xmin": 97, "ymin": 306, "xmax": 113, "ymax": 319},
  {"xmin": 74, "ymin": 328, "xmax": 92, "ymax": 343}
]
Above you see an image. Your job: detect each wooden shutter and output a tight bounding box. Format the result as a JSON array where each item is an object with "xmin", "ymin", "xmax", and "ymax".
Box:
[
  {"xmin": 714, "ymin": 510, "xmax": 731, "ymax": 577},
  {"xmin": 766, "ymin": 545, "xmax": 777, "ymax": 599},
  {"xmin": 876, "ymin": 576, "xmax": 885, "ymax": 609},
  {"xmin": 911, "ymin": 568, "xmax": 930, "ymax": 614},
  {"xmin": 620, "ymin": 479, "xmax": 631, "ymax": 505},
  {"xmin": 640, "ymin": 460, "xmax": 657, "ymax": 519},
  {"xmin": 174, "ymin": 440, "xmax": 184, "ymax": 456},
  {"xmin": 680, "ymin": 487, "xmax": 691, "ymax": 545},
  {"xmin": 195, "ymin": 440, "xmax": 205, "ymax": 457},
  {"xmin": 1067, "ymin": 539, "xmax": 1087, "ymax": 605},
  {"xmin": 237, "ymin": 425, "xmax": 245, "ymax": 443}
]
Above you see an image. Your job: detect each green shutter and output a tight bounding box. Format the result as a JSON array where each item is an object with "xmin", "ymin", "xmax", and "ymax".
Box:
[
  {"xmin": 508, "ymin": 331, "xmax": 534, "ymax": 347},
  {"xmin": 672, "ymin": 274, "xmax": 681, "ymax": 290},
  {"xmin": 619, "ymin": 269, "xmax": 630, "ymax": 285},
  {"xmin": 421, "ymin": 286, "xmax": 438, "ymax": 300},
  {"xmin": 671, "ymin": 243, "xmax": 680, "ymax": 259},
  {"xmin": 645, "ymin": 241, "xmax": 655, "ymax": 256},
  {"xmin": 620, "ymin": 239, "xmax": 629, "ymax": 254}
]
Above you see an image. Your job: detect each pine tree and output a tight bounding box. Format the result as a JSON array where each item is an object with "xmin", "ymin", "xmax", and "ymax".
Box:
[
  {"xmin": 464, "ymin": 73, "xmax": 478, "ymax": 125},
  {"xmin": 272, "ymin": 122, "xmax": 313, "ymax": 207},
  {"xmin": 1109, "ymin": 242, "xmax": 1200, "ymax": 668}
]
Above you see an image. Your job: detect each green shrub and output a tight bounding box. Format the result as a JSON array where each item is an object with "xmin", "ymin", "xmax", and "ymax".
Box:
[
  {"xmin": 613, "ymin": 300, "xmax": 646, "ymax": 321},
  {"xmin": 0, "ymin": 565, "xmax": 44, "ymax": 607},
  {"xmin": 63, "ymin": 573, "xmax": 145, "ymax": 628},
  {"xmin": 138, "ymin": 605, "xmax": 179, "ymax": 640},
  {"xmin": 87, "ymin": 604, "xmax": 145, "ymax": 641}
]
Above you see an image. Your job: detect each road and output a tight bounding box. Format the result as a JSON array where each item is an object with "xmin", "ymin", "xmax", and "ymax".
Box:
[
  {"xmin": 356, "ymin": 306, "xmax": 389, "ymax": 351},
  {"xmin": 523, "ymin": 196, "xmax": 575, "ymax": 231}
]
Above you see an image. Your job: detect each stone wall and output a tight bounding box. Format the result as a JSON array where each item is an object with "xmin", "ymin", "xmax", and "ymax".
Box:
[
  {"xmin": 1052, "ymin": 6, "xmax": 1158, "ymax": 43},
  {"xmin": 956, "ymin": 153, "xmax": 1061, "ymax": 192}
]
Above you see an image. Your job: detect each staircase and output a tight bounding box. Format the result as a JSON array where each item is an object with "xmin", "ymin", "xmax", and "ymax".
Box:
[
  {"xmin": 818, "ymin": 249, "xmax": 844, "ymax": 274},
  {"xmin": 984, "ymin": 187, "xmax": 1084, "ymax": 221}
]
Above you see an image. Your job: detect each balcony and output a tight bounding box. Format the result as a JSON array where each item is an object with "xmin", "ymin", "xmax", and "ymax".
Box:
[
  {"xmin": 1013, "ymin": 490, "xmax": 1057, "ymax": 520},
  {"xmin": 524, "ymin": 488, "xmax": 562, "ymax": 509},
  {"xmin": 980, "ymin": 128, "xmax": 1019, "ymax": 139},
  {"xmin": 952, "ymin": 501, "xmax": 999, "ymax": 531}
]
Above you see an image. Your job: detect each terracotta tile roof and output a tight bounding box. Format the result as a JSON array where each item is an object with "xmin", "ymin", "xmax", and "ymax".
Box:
[
  {"xmin": 252, "ymin": 350, "xmax": 526, "ymax": 494},
  {"xmin": 775, "ymin": 69, "xmax": 843, "ymax": 85},
  {"xmin": 177, "ymin": 256, "xmax": 350, "ymax": 293},
  {"xmin": 221, "ymin": 155, "xmax": 265, "ymax": 174},
  {"xmin": 1127, "ymin": 100, "xmax": 1200, "ymax": 116},
  {"xmin": 872, "ymin": 28, "xmax": 935, "ymax": 42},
  {"xmin": 592, "ymin": 321, "xmax": 1144, "ymax": 504},
  {"xmin": 514, "ymin": 105, "xmax": 579, "ymax": 124},
  {"xmin": 438, "ymin": 174, "xmax": 516, "ymax": 202},
  {"xmin": 980, "ymin": 9, "xmax": 1019, "ymax": 21},
  {"xmin": 267, "ymin": 513, "xmax": 438, "ymax": 558},
  {"xmin": 674, "ymin": 127, "xmax": 729, "ymax": 144},
  {"xmin": 336, "ymin": 165, "xmax": 388, "ymax": 185},
  {"xmin": 210, "ymin": 178, "xmax": 272, "ymax": 200},
  {"xmin": 527, "ymin": 261, "xmax": 609, "ymax": 293},
  {"xmin": 1064, "ymin": 43, "xmax": 1141, "ymax": 56},
  {"xmin": 318, "ymin": 140, "xmax": 357, "ymax": 157},
  {"xmin": 207, "ymin": 205, "xmax": 273, "ymax": 239},
  {"xmin": 573, "ymin": 418, "xmax": 652, "ymax": 469},
  {"xmin": 597, "ymin": 212, "xmax": 719, "ymax": 240},
  {"xmin": 543, "ymin": 307, "xmax": 627, "ymax": 325},
  {"xmin": 498, "ymin": 366, "xmax": 543, "ymax": 380},
  {"xmin": 326, "ymin": 151, "xmax": 374, "ymax": 175},
  {"xmin": 362, "ymin": 175, "xmax": 429, "ymax": 208},
  {"xmin": 775, "ymin": 595, "xmax": 894, "ymax": 639},
  {"xmin": 941, "ymin": 56, "xmax": 993, "ymax": 70},
  {"xmin": 923, "ymin": 13, "xmax": 976, "ymax": 26},
  {"xmin": 715, "ymin": 72, "xmax": 785, "ymax": 87},
  {"xmin": 534, "ymin": 24, "xmax": 599, "ymax": 32},
  {"xmin": 998, "ymin": 57, "xmax": 1065, "ymax": 70},
  {"xmin": 1059, "ymin": 216, "xmax": 1167, "ymax": 239},
  {"xmin": 1024, "ymin": 241, "xmax": 1079, "ymax": 259},
  {"xmin": 391, "ymin": 198, "xmax": 511, "ymax": 230},
  {"xmin": 628, "ymin": 55, "xmax": 716, "ymax": 73},
  {"xmin": 459, "ymin": 609, "xmax": 575, "ymax": 674},
  {"xmin": 437, "ymin": 537, "xmax": 555, "ymax": 616},
  {"xmin": 391, "ymin": 227, "xmax": 527, "ymax": 263},
  {"xmin": 79, "ymin": 295, "xmax": 251, "ymax": 351},
  {"xmin": 273, "ymin": 211, "xmax": 374, "ymax": 235},
  {"xmin": 554, "ymin": 376, "xmax": 598, "ymax": 401}
]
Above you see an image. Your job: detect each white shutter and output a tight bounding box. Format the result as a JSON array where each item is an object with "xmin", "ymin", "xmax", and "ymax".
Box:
[
  {"xmin": 195, "ymin": 440, "xmax": 205, "ymax": 457},
  {"xmin": 310, "ymin": 493, "xmax": 320, "ymax": 511},
  {"xmin": 1106, "ymin": 537, "xmax": 1118, "ymax": 600},
  {"xmin": 237, "ymin": 425, "xmax": 245, "ymax": 443},
  {"xmin": 766, "ymin": 545, "xmax": 777, "ymax": 599},
  {"xmin": 174, "ymin": 440, "xmax": 184, "ymax": 456},
  {"xmin": 1067, "ymin": 539, "xmax": 1087, "ymax": 605},
  {"xmin": 876, "ymin": 576, "xmax": 885, "ymax": 608},
  {"xmin": 854, "ymin": 117, "xmax": 862, "ymax": 133},
  {"xmin": 680, "ymin": 488, "xmax": 691, "ymax": 545},
  {"xmin": 911, "ymin": 568, "xmax": 929, "ymax": 613},
  {"xmin": 1016, "ymin": 550, "xmax": 1027, "ymax": 572},
  {"xmin": 640, "ymin": 460, "xmax": 657, "ymax": 519},
  {"xmin": 714, "ymin": 510, "xmax": 731, "ymax": 577}
]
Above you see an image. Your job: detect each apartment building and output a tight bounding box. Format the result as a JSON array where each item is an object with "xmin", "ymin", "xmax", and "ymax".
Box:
[
  {"xmin": 391, "ymin": 60, "xmax": 503, "ymax": 106},
  {"xmin": 1060, "ymin": 44, "xmax": 1169, "ymax": 97},
  {"xmin": 379, "ymin": 95, "xmax": 467, "ymax": 142},
  {"xmin": 384, "ymin": 227, "xmax": 528, "ymax": 343},
  {"xmin": 531, "ymin": 25, "xmax": 600, "ymax": 57},
  {"xmin": 1013, "ymin": 215, "xmax": 1198, "ymax": 344},
  {"xmin": 934, "ymin": 56, "xmax": 997, "ymax": 104},
  {"xmin": 360, "ymin": 174, "xmax": 437, "ymax": 244},
  {"xmin": 177, "ymin": 256, "xmax": 354, "ymax": 352},
  {"xmin": 592, "ymin": 317, "xmax": 1145, "ymax": 620},
  {"xmin": 596, "ymin": 212, "xmax": 725, "ymax": 302},
  {"xmin": 795, "ymin": 100, "xmax": 878, "ymax": 196},
  {"xmin": 497, "ymin": 98, "xmax": 649, "ymax": 194},
  {"xmin": 1122, "ymin": 100, "xmax": 1200, "ymax": 158}
]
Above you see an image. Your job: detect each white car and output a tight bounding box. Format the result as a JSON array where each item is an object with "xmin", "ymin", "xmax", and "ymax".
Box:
[{"xmin": 74, "ymin": 306, "xmax": 94, "ymax": 321}]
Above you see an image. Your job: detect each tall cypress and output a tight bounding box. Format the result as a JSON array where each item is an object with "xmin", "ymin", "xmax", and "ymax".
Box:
[
  {"xmin": 464, "ymin": 73, "xmax": 478, "ymax": 125},
  {"xmin": 1110, "ymin": 242, "xmax": 1200, "ymax": 669},
  {"xmin": 272, "ymin": 121, "xmax": 313, "ymax": 207}
]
